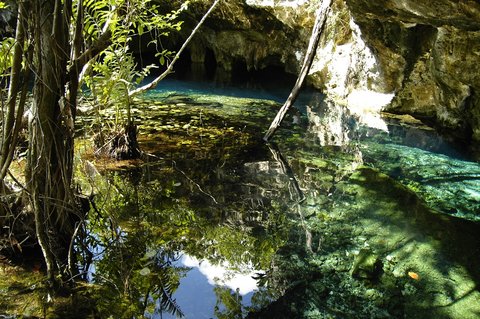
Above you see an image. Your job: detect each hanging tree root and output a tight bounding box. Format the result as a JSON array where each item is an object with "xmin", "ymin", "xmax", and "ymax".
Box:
[{"xmin": 0, "ymin": 185, "xmax": 37, "ymax": 257}]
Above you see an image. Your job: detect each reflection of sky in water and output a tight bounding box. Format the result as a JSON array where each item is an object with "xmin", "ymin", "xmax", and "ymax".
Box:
[
  {"xmin": 181, "ymin": 255, "xmax": 259, "ymax": 296},
  {"xmin": 161, "ymin": 254, "xmax": 257, "ymax": 319}
]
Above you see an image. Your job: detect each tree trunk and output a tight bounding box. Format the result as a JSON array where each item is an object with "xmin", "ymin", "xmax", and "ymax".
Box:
[
  {"xmin": 263, "ymin": 0, "xmax": 331, "ymax": 141},
  {"xmin": 28, "ymin": 0, "xmax": 77, "ymax": 285},
  {"xmin": 0, "ymin": 1, "xmax": 28, "ymax": 181}
]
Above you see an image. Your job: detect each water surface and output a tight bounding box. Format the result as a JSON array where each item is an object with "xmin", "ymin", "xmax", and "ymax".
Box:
[{"xmin": 79, "ymin": 79, "xmax": 480, "ymax": 319}]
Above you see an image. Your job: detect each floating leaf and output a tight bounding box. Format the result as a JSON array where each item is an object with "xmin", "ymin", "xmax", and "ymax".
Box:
[
  {"xmin": 408, "ymin": 271, "xmax": 420, "ymax": 280},
  {"xmin": 139, "ymin": 267, "xmax": 151, "ymax": 276},
  {"xmin": 145, "ymin": 250, "xmax": 157, "ymax": 258}
]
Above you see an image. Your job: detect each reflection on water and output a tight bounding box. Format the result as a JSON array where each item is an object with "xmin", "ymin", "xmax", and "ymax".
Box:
[
  {"xmin": 179, "ymin": 254, "xmax": 259, "ymax": 296},
  {"xmin": 161, "ymin": 254, "xmax": 259, "ymax": 319},
  {"xmin": 76, "ymin": 79, "xmax": 480, "ymax": 318}
]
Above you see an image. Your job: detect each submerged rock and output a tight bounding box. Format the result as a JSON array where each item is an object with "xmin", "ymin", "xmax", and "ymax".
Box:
[{"xmin": 351, "ymin": 248, "xmax": 383, "ymax": 281}]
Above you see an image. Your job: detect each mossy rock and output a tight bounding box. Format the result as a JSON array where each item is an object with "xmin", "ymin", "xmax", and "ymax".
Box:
[{"xmin": 351, "ymin": 248, "xmax": 383, "ymax": 280}]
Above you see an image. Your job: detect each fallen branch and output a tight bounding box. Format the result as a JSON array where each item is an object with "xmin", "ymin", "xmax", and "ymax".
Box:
[{"xmin": 263, "ymin": 0, "xmax": 331, "ymax": 141}]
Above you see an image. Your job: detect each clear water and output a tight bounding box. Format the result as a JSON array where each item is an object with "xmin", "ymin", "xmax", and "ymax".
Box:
[{"xmin": 81, "ymin": 78, "xmax": 480, "ymax": 319}]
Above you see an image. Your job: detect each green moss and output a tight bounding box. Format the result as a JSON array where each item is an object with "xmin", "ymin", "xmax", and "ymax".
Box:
[{"xmin": 331, "ymin": 0, "xmax": 353, "ymax": 46}]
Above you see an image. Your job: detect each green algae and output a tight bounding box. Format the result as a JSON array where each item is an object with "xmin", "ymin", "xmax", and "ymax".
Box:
[
  {"xmin": 0, "ymin": 263, "xmax": 101, "ymax": 318},
  {"xmin": 360, "ymin": 138, "xmax": 480, "ymax": 222},
  {"xmin": 0, "ymin": 264, "xmax": 45, "ymax": 318},
  {"xmin": 247, "ymin": 165, "xmax": 480, "ymax": 318}
]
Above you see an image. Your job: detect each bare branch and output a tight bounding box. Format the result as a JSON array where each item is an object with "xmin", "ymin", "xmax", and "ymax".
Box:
[
  {"xmin": 128, "ymin": 0, "xmax": 221, "ymax": 98},
  {"xmin": 263, "ymin": 0, "xmax": 331, "ymax": 141}
]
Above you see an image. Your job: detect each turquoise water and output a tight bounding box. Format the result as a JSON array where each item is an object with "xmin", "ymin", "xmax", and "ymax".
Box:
[{"xmin": 83, "ymin": 79, "xmax": 480, "ymax": 318}]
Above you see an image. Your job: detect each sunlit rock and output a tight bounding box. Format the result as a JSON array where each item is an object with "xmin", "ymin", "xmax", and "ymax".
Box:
[
  {"xmin": 161, "ymin": 0, "xmax": 480, "ymax": 141},
  {"xmin": 306, "ymin": 101, "xmax": 354, "ymax": 147},
  {"xmin": 347, "ymin": 90, "xmax": 394, "ymax": 114},
  {"xmin": 344, "ymin": 0, "xmax": 480, "ymax": 141},
  {"xmin": 310, "ymin": 5, "xmax": 391, "ymax": 97}
]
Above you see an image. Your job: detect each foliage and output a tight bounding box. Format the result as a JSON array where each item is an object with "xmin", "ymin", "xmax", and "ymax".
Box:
[
  {"xmin": 0, "ymin": 36, "xmax": 13, "ymax": 80},
  {"xmin": 213, "ymin": 286, "xmax": 244, "ymax": 319},
  {"xmin": 0, "ymin": 0, "xmax": 217, "ymax": 298},
  {"xmin": 83, "ymin": 0, "xmax": 186, "ymax": 127},
  {"xmin": 75, "ymin": 170, "xmax": 193, "ymax": 318}
]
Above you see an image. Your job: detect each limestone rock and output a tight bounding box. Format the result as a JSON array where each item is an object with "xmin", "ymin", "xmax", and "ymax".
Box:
[
  {"xmin": 343, "ymin": 0, "xmax": 480, "ymax": 141},
  {"xmin": 158, "ymin": 0, "xmax": 480, "ymax": 143}
]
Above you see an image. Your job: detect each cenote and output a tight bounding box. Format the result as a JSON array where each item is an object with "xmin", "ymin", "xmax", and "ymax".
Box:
[
  {"xmin": 49, "ymin": 75, "xmax": 478, "ymax": 319},
  {"xmin": 3, "ymin": 1, "xmax": 480, "ymax": 319}
]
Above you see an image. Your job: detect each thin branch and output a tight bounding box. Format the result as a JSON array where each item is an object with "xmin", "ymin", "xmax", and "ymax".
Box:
[
  {"xmin": 73, "ymin": 29, "xmax": 113, "ymax": 78},
  {"xmin": 173, "ymin": 160, "xmax": 219, "ymax": 205},
  {"xmin": 68, "ymin": 220, "xmax": 84, "ymax": 278},
  {"xmin": 76, "ymin": 3, "xmax": 120, "ymax": 85},
  {"xmin": 267, "ymin": 142, "xmax": 305, "ymax": 203},
  {"xmin": 128, "ymin": 0, "xmax": 221, "ymax": 97}
]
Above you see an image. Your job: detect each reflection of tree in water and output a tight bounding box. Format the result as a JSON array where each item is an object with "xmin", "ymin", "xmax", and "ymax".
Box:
[
  {"xmin": 306, "ymin": 99, "xmax": 358, "ymax": 148},
  {"xmin": 75, "ymin": 105, "xmax": 369, "ymax": 318},
  {"xmin": 78, "ymin": 153, "xmax": 294, "ymax": 317},
  {"xmin": 213, "ymin": 284, "xmax": 275, "ymax": 319},
  {"xmin": 71, "ymin": 89, "xmax": 480, "ymax": 318},
  {"xmin": 83, "ymin": 172, "xmax": 190, "ymax": 318}
]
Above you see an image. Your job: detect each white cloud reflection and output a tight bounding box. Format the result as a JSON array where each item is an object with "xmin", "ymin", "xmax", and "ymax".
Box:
[{"xmin": 180, "ymin": 254, "xmax": 259, "ymax": 296}]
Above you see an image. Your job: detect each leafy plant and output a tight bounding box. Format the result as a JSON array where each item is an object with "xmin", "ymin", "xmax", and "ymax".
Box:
[
  {"xmin": 0, "ymin": 37, "xmax": 14, "ymax": 81},
  {"xmin": 83, "ymin": 0, "xmax": 186, "ymax": 128}
]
